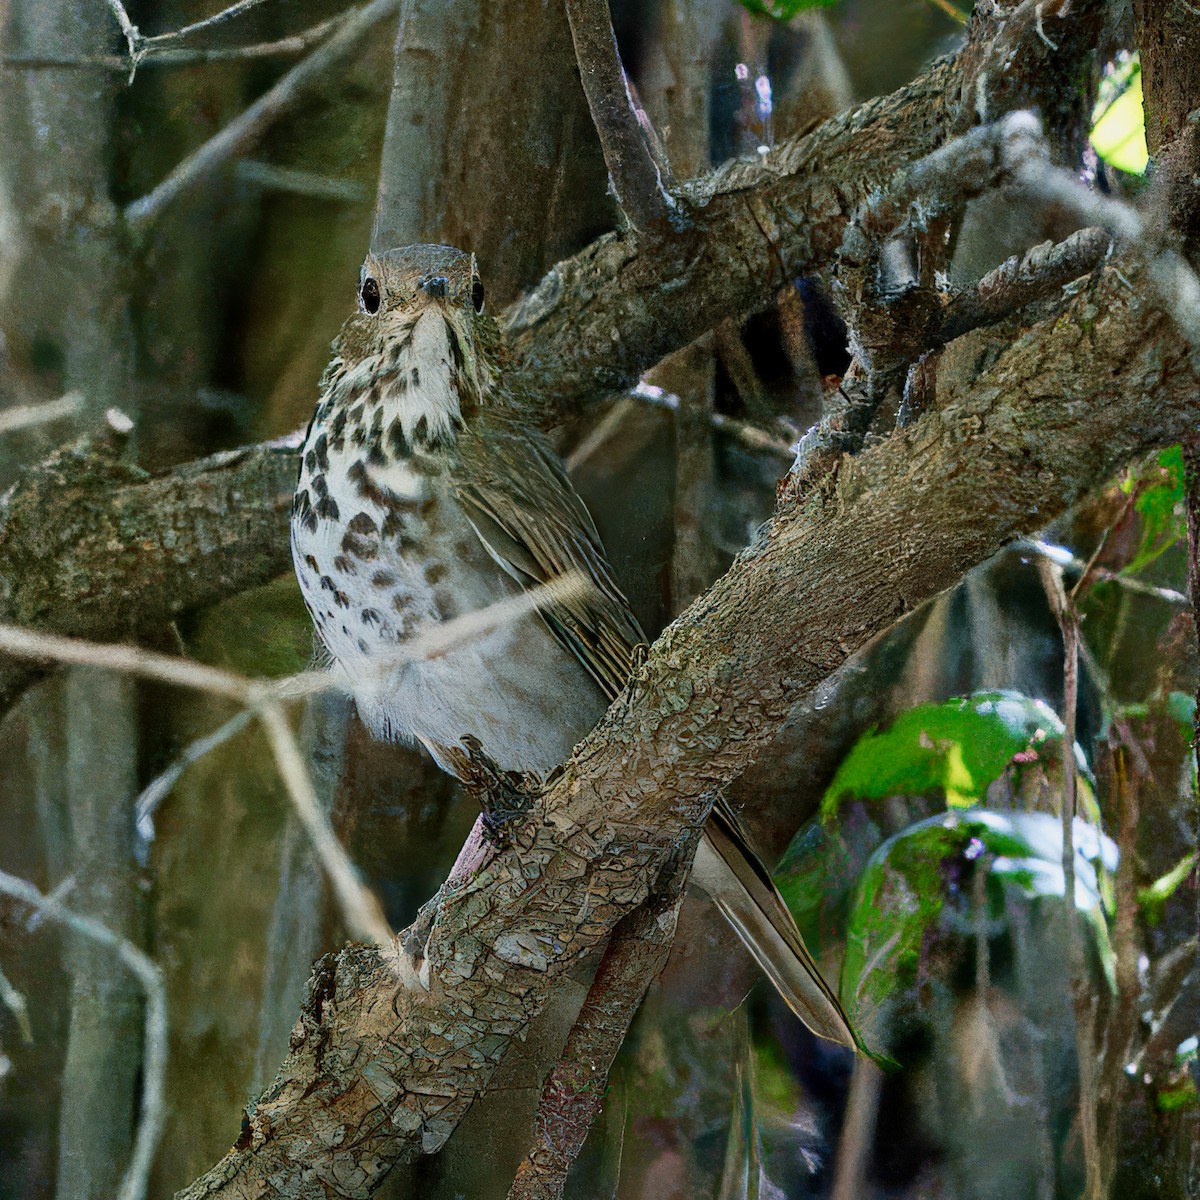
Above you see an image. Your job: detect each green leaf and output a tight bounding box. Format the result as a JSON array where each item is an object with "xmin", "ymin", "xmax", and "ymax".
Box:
[
  {"xmin": 1138, "ymin": 852, "xmax": 1197, "ymax": 925},
  {"xmin": 840, "ymin": 810, "xmax": 1119, "ymax": 1022},
  {"xmin": 820, "ymin": 691, "xmax": 1074, "ymax": 818},
  {"xmin": 1118, "ymin": 445, "xmax": 1185, "ymax": 577},
  {"xmin": 1090, "ymin": 58, "xmax": 1149, "ymax": 176},
  {"xmin": 1165, "ymin": 690, "xmax": 1197, "ymax": 737},
  {"xmin": 735, "ymin": 0, "xmax": 838, "ymax": 19}
]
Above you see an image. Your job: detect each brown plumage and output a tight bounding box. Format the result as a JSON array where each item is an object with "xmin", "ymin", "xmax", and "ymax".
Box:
[{"xmin": 291, "ymin": 243, "xmax": 859, "ymax": 1050}]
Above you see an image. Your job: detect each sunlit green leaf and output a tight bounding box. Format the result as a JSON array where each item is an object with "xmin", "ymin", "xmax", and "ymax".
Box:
[
  {"xmin": 840, "ymin": 810, "xmax": 1118, "ymax": 1022},
  {"xmin": 1116, "ymin": 445, "xmax": 1186, "ymax": 577},
  {"xmin": 820, "ymin": 691, "xmax": 1077, "ymax": 817},
  {"xmin": 1090, "ymin": 58, "xmax": 1149, "ymax": 175},
  {"xmin": 1138, "ymin": 852, "xmax": 1197, "ymax": 924}
]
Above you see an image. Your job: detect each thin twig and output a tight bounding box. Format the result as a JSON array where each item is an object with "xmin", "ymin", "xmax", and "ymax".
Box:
[
  {"xmin": 123, "ymin": 0, "xmax": 400, "ymax": 232},
  {"xmin": 563, "ymin": 0, "xmax": 679, "ymax": 232},
  {"xmin": 258, "ymin": 701, "xmax": 393, "ymax": 948},
  {"xmin": 3, "ymin": 15, "xmax": 349, "ymax": 70},
  {"xmin": 134, "ymin": 709, "xmax": 255, "ymax": 838},
  {"xmin": 1184, "ymin": 440, "xmax": 1200, "ymax": 994},
  {"xmin": 105, "ymin": 0, "xmax": 143, "ymax": 73},
  {"xmin": 0, "ymin": 871, "xmax": 166, "ymax": 1200},
  {"xmin": 0, "ymin": 963, "xmax": 33, "ymax": 1045},
  {"xmin": 143, "ymin": 0, "xmax": 273, "ymax": 46},
  {"xmin": 0, "ymin": 393, "xmax": 84, "ymax": 434}
]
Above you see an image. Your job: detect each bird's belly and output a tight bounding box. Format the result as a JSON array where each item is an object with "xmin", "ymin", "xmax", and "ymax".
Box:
[{"xmin": 291, "ymin": 448, "xmax": 608, "ymax": 775}]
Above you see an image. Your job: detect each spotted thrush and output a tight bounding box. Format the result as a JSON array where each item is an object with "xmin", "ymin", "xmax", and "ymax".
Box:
[{"xmin": 291, "ymin": 244, "xmax": 857, "ymax": 1049}]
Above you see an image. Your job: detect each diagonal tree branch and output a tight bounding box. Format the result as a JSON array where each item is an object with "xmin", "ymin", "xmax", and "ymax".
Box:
[
  {"xmin": 563, "ymin": 0, "xmax": 680, "ymax": 233},
  {"xmin": 174, "ymin": 247, "xmax": 1200, "ymax": 1198}
]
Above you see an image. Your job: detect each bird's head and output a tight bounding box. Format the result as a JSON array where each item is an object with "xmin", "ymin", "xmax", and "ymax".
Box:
[{"xmin": 331, "ymin": 244, "xmax": 501, "ymax": 407}]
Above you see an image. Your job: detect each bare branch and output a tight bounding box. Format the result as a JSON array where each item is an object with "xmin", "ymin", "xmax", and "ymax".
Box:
[
  {"xmin": 0, "ymin": 870, "xmax": 167, "ymax": 1200},
  {"xmin": 143, "ymin": 0, "xmax": 274, "ymax": 46},
  {"xmin": 0, "ymin": 963, "xmax": 33, "ymax": 1045},
  {"xmin": 3, "ymin": 15, "xmax": 351, "ymax": 69},
  {"xmin": 941, "ymin": 228, "xmax": 1113, "ymax": 343},
  {"xmin": 562, "ymin": 0, "xmax": 679, "ymax": 233},
  {"xmin": 507, "ymin": 850, "xmax": 690, "ymax": 1200},
  {"xmin": 0, "ymin": 392, "xmax": 84, "ymax": 434},
  {"xmin": 123, "ymin": 0, "xmax": 399, "ymax": 232}
]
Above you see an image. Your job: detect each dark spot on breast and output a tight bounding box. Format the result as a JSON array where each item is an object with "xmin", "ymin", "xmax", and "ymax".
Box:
[
  {"xmin": 411, "ymin": 367, "xmax": 420, "ymax": 386},
  {"xmin": 361, "ymin": 608, "xmax": 381, "ymax": 626},
  {"xmin": 424, "ymin": 563, "xmax": 446, "ymax": 585},
  {"xmin": 453, "ymin": 539, "xmax": 476, "ymax": 559},
  {"xmin": 320, "ymin": 575, "xmax": 336, "ymax": 592},
  {"xmin": 293, "ymin": 490, "xmax": 311, "ymax": 518},
  {"xmin": 332, "ymin": 555, "xmax": 354, "ymax": 574},
  {"xmin": 341, "ymin": 531, "xmax": 379, "ymax": 561},
  {"xmin": 380, "ymin": 511, "xmax": 411, "ymax": 543},
  {"xmin": 304, "ymin": 554, "xmax": 319, "ymax": 572},
  {"xmin": 392, "ymin": 593, "xmax": 412, "ymax": 615},
  {"xmin": 334, "ymin": 590, "xmax": 350, "ymax": 608},
  {"xmin": 434, "ymin": 591, "xmax": 457, "ymax": 621},
  {"xmin": 315, "ymin": 496, "xmax": 340, "ymax": 521},
  {"xmin": 347, "ymin": 512, "xmax": 378, "ymax": 535},
  {"xmin": 420, "ymin": 497, "xmax": 437, "ymax": 518},
  {"xmin": 304, "ymin": 450, "xmax": 318, "ymax": 474},
  {"xmin": 332, "ymin": 410, "xmax": 347, "ymax": 440},
  {"xmin": 349, "ymin": 404, "xmax": 364, "ymax": 426},
  {"xmin": 413, "ymin": 415, "xmax": 428, "ymax": 444},
  {"xmin": 387, "ymin": 419, "xmax": 410, "ymax": 458},
  {"xmin": 357, "ymin": 637, "xmax": 370, "ymax": 654},
  {"xmin": 313, "ymin": 433, "xmax": 329, "ymax": 471},
  {"xmin": 311, "ymin": 473, "xmax": 328, "ymax": 498},
  {"xmin": 371, "ymin": 570, "xmax": 397, "ymax": 588},
  {"xmin": 367, "ymin": 441, "xmax": 387, "ymax": 467}
]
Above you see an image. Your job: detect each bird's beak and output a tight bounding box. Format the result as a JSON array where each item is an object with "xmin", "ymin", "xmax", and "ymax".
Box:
[{"xmin": 420, "ymin": 275, "xmax": 448, "ymax": 300}]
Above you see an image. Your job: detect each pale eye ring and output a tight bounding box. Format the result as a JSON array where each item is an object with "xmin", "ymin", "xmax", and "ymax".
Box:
[{"xmin": 360, "ymin": 276, "xmax": 381, "ymax": 314}]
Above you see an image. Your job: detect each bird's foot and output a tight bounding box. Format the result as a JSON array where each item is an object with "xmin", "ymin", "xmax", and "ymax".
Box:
[{"xmin": 456, "ymin": 735, "xmax": 536, "ymax": 847}]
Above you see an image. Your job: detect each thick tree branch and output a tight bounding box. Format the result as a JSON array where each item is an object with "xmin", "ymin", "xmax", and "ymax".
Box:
[
  {"xmin": 506, "ymin": 848, "xmax": 690, "ymax": 1200},
  {"xmin": 176, "ymin": 248, "xmax": 1200, "ymax": 1197},
  {"xmin": 0, "ymin": 439, "xmax": 297, "ymax": 711},
  {"xmin": 504, "ymin": 0, "xmax": 1111, "ymax": 420}
]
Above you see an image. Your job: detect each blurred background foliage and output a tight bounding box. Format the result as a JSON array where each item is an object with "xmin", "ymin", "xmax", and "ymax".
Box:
[{"xmin": 0, "ymin": 1, "xmax": 1196, "ymax": 1198}]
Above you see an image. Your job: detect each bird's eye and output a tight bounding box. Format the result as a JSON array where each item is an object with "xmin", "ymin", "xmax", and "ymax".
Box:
[
  {"xmin": 360, "ymin": 277, "xmax": 381, "ymax": 314},
  {"xmin": 470, "ymin": 278, "xmax": 485, "ymax": 314}
]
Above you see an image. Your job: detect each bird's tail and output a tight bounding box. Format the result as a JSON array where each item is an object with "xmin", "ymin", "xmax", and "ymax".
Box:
[{"xmin": 693, "ymin": 799, "xmax": 861, "ymax": 1051}]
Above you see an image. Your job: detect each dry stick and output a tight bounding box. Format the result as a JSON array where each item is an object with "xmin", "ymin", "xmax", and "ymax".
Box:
[
  {"xmin": 0, "ymin": 870, "xmax": 167, "ymax": 1200},
  {"xmin": 123, "ymin": 0, "xmax": 400, "ymax": 231},
  {"xmin": 562, "ymin": 0, "xmax": 679, "ymax": 233},
  {"xmin": 143, "ymin": 0, "xmax": 274, "ymax": 45},
  {"xmin": 0, "ymin": 624, "xmax": 390, "ymax": 945},
  {"xmin": 0, "ymin": 963, "xmax": 33, "ymax": 1045},
  {"xmin": 506, "ymin": 848, "xmax": 691, "ymax": 1200},
  {"xmin": 0, "ymin": 577, "xmax": 587, "ymax": 947},
  {"xmin": 0, "ymin": 392, "xmax": 84, "ymax": 434},
  {"xmin": 3, "ymin": 16, "xmax": 349, "ymax": 70},
  {"xmin": 1039, "ymin": 558, "xmax": 1100, "ymax": 1195}
]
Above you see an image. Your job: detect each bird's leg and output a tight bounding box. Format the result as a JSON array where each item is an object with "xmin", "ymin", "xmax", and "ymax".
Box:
[{"xmin": 455, "ymin": 735, "xmax": 537, "ymax": 846}]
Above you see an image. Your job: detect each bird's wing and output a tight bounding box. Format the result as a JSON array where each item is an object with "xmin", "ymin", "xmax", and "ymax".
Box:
[
  {"xmin": 453, "ymin": 416, "xmax": 645, "ymax": 700},
  {"xmin": 454, "ymin": 414, "xmax": 862, "ymax": 1052}
]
